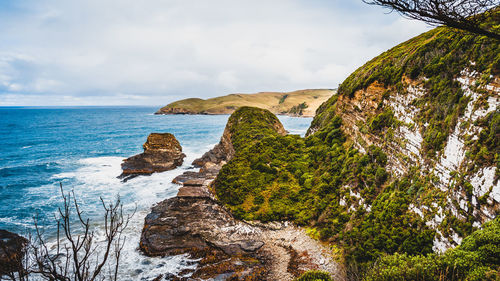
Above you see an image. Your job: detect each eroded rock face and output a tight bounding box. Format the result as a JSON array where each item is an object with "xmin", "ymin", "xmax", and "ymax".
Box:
[
  {"xmin": 119, "ymin": 133, "xmax": 185, "ymax": 181},
  {"xmin": 191, "ymin": 123, "xmax": 235, "ymax": 168},
  {"xmin": 0, "ymin": 230, "xmax": 28, "ymax": 276},
  {"xmin": 192, "ymin": 107, "xmax": 287, "ymax": 168},
  {"xmin": 140, "ymin": 196, "xmax": 264, "ymax": 257}
]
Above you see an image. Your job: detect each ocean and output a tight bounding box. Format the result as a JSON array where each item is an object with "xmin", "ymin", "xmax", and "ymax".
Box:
[{"xmin": 0, "ymin": 106, "xmax": 312, "ymax": 280}]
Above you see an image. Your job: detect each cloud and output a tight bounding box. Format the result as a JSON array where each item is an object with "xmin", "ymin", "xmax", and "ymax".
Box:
[{"xmin": 0, "ymin": 0, "xmax": 429, "ymax": 106}]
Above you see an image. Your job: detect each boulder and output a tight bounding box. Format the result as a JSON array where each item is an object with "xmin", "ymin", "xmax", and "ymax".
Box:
[
  {"xmin": 140, "ymin": 196, "xmax": 264, "ymax": 257},
  {"xmin": 0, "ymin": 230, "xmax": 28, "ymax": 276},
  {"xmin": 139, "ymin": 196, "xmax": 268, "ymax": 280},
  {"xmin": 119, "ymin": 133, "xmax": 185, "ymax": 181}
]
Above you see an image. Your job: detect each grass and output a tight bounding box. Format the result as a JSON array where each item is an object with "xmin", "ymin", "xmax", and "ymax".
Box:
[{"xmin": 156, "ymin": 89, "xmax": 335, "ymax": 117}]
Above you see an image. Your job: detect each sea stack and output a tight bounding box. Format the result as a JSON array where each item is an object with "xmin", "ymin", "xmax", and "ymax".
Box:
[{"xmin": 119, "ymin": 133, "xmax": 185, "ymax": 181}]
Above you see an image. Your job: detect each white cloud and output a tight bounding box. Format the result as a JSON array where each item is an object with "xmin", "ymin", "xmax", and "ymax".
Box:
[{"xmin": 0, "ymin": 0, "xmax": 429, "ymax": 106}]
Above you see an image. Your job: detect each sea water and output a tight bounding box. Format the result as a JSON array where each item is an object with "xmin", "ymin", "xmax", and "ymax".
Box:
[{"xmin": 0, "ymin": 106, "xmax": 312, "ymax": 280}]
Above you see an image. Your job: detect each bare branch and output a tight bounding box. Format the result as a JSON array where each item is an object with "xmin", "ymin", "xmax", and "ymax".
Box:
[
  {"xmin": 363, "ymin": 0, "xmax": 500, "ymax": 40},
  {"xmin": 24, "ymin": 183, "xmax": 134, "ymax": 281}
]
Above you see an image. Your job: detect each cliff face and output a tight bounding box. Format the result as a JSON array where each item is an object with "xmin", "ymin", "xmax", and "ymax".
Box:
[
  {"xmin": 193, "ymin": 106, "xmax": 287, "ymax": 168},
  {"xmin": 156, "ymin": 89, "xmax": 335, "ymax": 117},
  {"xmin": 211, "ymin": 18, "xmax": 499, "ymax": 273},
  {"xmin": 309, "ymin": 25, "xmax": 499, "ymax": 252}
]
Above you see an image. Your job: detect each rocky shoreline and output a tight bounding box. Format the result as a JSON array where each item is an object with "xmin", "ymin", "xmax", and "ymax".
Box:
[
  {"xmin": 140, "ymin": 159, "xmax": 344, "ymax": 280},
  {"xmin": 139, "ymin": 115, "xmax": 343, "ymax": 280},
  {"xmin": 0, "ymin": 230, "xmax": 28, "ymax": 277}
]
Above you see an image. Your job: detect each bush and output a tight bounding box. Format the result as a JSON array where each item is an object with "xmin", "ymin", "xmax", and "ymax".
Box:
[
  {"xmin": 214, "ymin": 107, "xmax": 433, "ymax": 268},
  {"xmin": 295, "ymin": 270, "xmax": 333, "ymax": 281},
  {"xmin": 364, "ymin": 218, "xmax": 500, "ymax": 281}
]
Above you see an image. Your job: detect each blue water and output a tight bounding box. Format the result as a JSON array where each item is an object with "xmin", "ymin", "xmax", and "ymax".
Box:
[{"xmin": 0, "ymin": 106, "xmax": 312, "ymax": 279}]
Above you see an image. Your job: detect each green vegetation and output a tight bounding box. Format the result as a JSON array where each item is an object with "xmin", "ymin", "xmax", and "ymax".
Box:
[
  {"xmin": 365, "ymin": 218, "xmax": 500, "ymax": 281},
  {"xmin": 368, "ymin": 109, "xmax": 395, "ymax": 132},
  {"xmin": 295, "ymin": 270, "xmax": 333, "ymax": 281},
  {"xmin": 466, "ymin": 110, "xmax": 500, "ymax": 177},
  {"xmin": 287, "ymin": 102, "xmax": 309, "ymax": 116},
  {"xmin": 215, "ymin": 107, "xmax": 432, "ymax": 268},
  {"xmin": 311, "ymin": 11, "xmax": 499, "ymax": 157},
  {"xmin": 212, "ymin": 11, "xmax": 499, "ymax": 281},
  {"xmin": 279, "ymin": 94, "xmax": 289, "ymax": 104},
  {"xmin": 156, "ymin": 89, "xmax": 334, "ymax": 117}
]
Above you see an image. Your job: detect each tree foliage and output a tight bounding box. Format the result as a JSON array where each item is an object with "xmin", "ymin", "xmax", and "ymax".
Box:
[{"xmin": 365, "ymin": 218, "xmax": 500, "ymax": 281}]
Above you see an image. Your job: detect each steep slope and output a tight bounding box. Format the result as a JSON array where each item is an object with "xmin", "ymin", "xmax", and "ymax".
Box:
[
  {"xmin": 211, "ymin": 12, "xmax": 499, "ymax": 279},
  {"xmin": 308, "ymin": 21, "xmax": 499, "ymax": 252},
  {"xmin": 155, "ymin": 89, "xmax": 335, "ymax": 117}
]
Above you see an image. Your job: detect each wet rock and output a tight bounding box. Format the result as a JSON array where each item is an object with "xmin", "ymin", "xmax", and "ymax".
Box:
[
  {"xmin": 0, "ymin": 230, "xmax": 28, "ymax": 276},
  {"xmin": 171, "ymin": 171, "xmax": 202, "ymax": 185},
  {"xmin": 182, "ymin": 179, "xmax": 205, "ymax": 187},
  {"xmin": 119, "ymin": 133, "xmax": 185, "ymax": 181},
  {"xmin": 191, "ymin": 121, "xmax": 235, "ymax": 168}
]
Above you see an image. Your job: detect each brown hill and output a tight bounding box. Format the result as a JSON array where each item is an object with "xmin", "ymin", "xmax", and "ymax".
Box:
[{"xmin": 155, "ymin": 89, "xmax": 335, "ymax": 117}]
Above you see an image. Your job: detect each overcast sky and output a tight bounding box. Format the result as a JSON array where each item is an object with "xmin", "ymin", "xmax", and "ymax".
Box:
[{"xmin": 0, "ymin": 0, "xmax": 429, "ymax": 106}]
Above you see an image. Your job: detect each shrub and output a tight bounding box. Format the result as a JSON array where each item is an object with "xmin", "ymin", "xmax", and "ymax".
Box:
[{"xmin": 295, "ymin": 270, "xmax": 333, "ymax": 281}]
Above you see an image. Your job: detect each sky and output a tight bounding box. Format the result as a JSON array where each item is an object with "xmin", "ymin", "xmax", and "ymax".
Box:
[{"xmin": 0, "ymin": 0, "xmax": 430, "ymax": 106}]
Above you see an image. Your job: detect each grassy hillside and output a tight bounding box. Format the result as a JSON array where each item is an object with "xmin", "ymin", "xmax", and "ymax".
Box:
[
  {"xmin": 156, "ymin": 89, "xmax": 335, "ymax": 117},
  {"xmin": 212, "ymin": 12, "xmax": 499, "ymax": 280},
  {"xmin": 309, "ymin": 22, "xmax": 499, "ymax": 157}
]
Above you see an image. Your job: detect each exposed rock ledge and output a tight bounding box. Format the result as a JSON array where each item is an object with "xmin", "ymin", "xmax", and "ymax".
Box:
[
  {"xmin": 140, "ymin": 170, "xmax": 343, "ymax": 280},
  {"xmin": 140, "ymin": 129, "xmax": 343, "ymax": 280},
  {"xmin": 119, "ymin": 133, "xmax": 185, "ymax": 181},
  {"xmin": 0, "ymin": 230, "xmax": 28, "ymax": 276}
]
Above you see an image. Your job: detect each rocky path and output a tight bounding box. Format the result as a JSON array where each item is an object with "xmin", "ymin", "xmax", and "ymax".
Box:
[{"xmin": 261, "ymin": 225, "xmax": 344, "ymax": 281}]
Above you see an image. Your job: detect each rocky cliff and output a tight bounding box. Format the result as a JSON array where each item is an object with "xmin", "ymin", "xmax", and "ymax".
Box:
[
  {"xmin": 155, "ymin": 89, "xmax": 335, "ymax": 117},
  {"xmin": 308, "ymin": 23, "xmax": 499, "ymax": 253},
  {"xmin": 119, "ymin": 133, "xmax": 185, "ymax": 181},
  {"xmin": 210, "ymin": 15, "xmax": 499, "ymax": 279}
]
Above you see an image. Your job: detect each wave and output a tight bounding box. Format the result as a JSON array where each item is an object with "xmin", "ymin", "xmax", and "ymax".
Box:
[
  {"xmin": 33, "ymin": 155, "xmax": 201, "ymax": 279},
  {"xmin": 0, "ymin": 217, "xmax": 35, "ymax": 230}
]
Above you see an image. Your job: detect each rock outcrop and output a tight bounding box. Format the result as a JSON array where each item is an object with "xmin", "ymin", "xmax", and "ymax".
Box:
[
  {"xmin": 140, "ymin": 108, "xmax": 341, "ymax": 280},
  {"xmin": 307, "ymin": 25, "xmax": 499, "ymax": 252},
  {"xmin": 119, "ymin": 133, "xmax": 185, "ymax": 181},
  {"xmin": 141, "ymin": 168, "xmax": 342, "ymax": 281},
  {"xmin": 191, "ymin": 106, "xmax": 286, "ymax": 168},
  {"xmin": 0, "ymin": 230, "xmax": 28, "ymax": 276},
  {"xmin": 141, "ymin": 155, "xmax": 269, "ymax": 280}
]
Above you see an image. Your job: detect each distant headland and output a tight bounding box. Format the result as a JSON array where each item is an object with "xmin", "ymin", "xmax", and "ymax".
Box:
[{"xmin": 155, "ymin": 89, "xmax": 335, "ymax": 117}]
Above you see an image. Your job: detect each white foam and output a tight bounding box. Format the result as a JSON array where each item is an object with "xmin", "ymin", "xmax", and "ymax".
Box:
[
  {"xmin": 13, "ymin": 116, "xmax": 313, "ymax": 280},
  {"xmin": 28, "ymin": 154, "xmax": 202, "ymax": 280}
]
